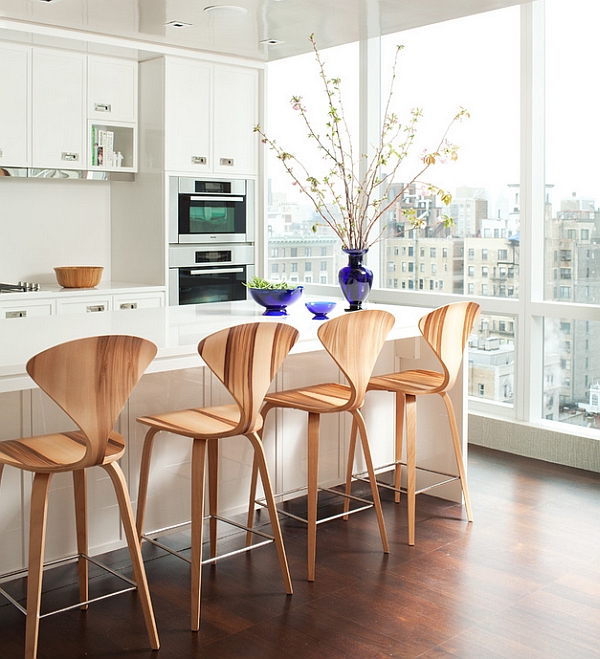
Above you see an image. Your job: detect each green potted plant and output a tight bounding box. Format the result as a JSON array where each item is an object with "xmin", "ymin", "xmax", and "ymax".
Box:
[{"xmin": 244, "ymin": 277, "xmax": 304, "ymax": 316}]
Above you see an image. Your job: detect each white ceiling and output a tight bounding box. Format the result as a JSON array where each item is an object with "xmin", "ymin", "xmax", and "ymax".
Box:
[{"xmin": 0, "ymin": 0, "xmax": 530, "ymax": 62}]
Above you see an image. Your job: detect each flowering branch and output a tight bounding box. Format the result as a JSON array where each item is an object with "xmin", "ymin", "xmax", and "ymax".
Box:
[{"xmin": 255, "ymin": 34, "xmax": 469, "ymax": 249}]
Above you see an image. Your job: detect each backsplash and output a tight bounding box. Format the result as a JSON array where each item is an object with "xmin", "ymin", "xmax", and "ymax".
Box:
[{"xmin": 0, "ymin": 177, "xmax": 111, "ymax": 284}]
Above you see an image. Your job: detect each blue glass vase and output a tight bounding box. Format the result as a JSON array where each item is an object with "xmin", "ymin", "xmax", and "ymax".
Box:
[{"xmin": 338, "ymin": 248, "xmax": 373, "ymax": 311}]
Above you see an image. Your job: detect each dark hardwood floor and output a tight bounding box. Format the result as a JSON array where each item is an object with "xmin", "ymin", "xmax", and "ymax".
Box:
[{"xmin": 2, "ymin": 444, "xmax": 600, "ymax": 659}]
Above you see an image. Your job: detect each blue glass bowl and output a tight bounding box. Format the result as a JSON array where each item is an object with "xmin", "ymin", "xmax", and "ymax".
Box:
[
  {"xmin": 305, "ymin": 300, "xmax": 337, "ymax": 320},
  {"xmin": 249, "ymin": 286, "xmax": 304, "ymax": 316}
]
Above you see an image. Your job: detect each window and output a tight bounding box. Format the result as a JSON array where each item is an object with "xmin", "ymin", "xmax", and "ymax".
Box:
[
  {"xmin": 468, "ymin": 266, "xmax": 475, "ymax": 277},
  {"xmin": 271, "ymin": 263, "xmax": 279, "ymax": 274},
  {"xmin": 482, "ymin": 266, "xmax": 489, "ymax": 278},
  {"xmin": 290, "ymin": 248, "xmax": 298, "ymax": 257},
  {"xmin": 305, "ymin": 262, "xmax": 312, "ymax": 272},
  {"xmin": 498, "ymin": 249, "xmax": 508, "ymax": 261},
  {"xmin": 291, "ymin": 263, "xmax": 298, "ymax": 272},
  {"xmin": 430, "ymin": 248, "xmax": 437, "ymax": 258},
  {"xmin": 321, "ymin": 247, "xmax": 327, "ymax": 256},
  {"xmin": 320, "ymin": 261, "xmax": 327, "ymax": 271},
  {"xmin": 270, "ymin": 248, "xmax": 278, "ymax": 258},
  {"xmin": 482, "ymin": 249, "xmax": 488, "ymax": 261},
  {"xmin": 305, "ymin": 247, "xmax": 312, "ymax": 256}
]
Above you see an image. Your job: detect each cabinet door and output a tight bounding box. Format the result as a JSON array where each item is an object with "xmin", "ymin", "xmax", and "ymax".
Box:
[
  {"xmin": 32, "ymin": 49, "xmax": 86, "ymax": 169},
  {"xmin": 0, "ymin": 43, "xmax": 31, "ymax": 168},
  {"xmin": 213, "ymin": 65, "xmax": 258, "ymax": 176},
  {"xmin": 164, "ymin": 58, "xmax": 212, "ymax": 173},
  {"xmin": 88, "ymin": 56, "xmax": 137, "ymax": 123},
  {"xmin": 56, "ymin": 296, "xmax": 112, "ymax": 315},
  {"xmin": 113, "ymin": 291, "xmax": 165, "ymax": 310},
  {"xmin": 0, "ymin": 299, "xmax": 54, "ymax": 319}
]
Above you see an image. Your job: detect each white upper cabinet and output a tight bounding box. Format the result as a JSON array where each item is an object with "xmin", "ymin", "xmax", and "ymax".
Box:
[
  {"xmin": 32, "ymin": 48, "xmax": 86, "ymax": 169},
  {"xmin": 164, "ymin": 57, "xmax": 212, "ymax": 173},
  {"xmin": 88, "ymin": 56, "xmax": 137, "ymax": 123},
  {"xmin": 213, "ymin": 65, "xmax": 258, "ymax": 176},
  {"xmin": 164, "ymin": 57, "xmax": 258, "ymax": 176},
  {"xmin": 0, "ymin": 43, "xmax": 31, "ymax": 168}
]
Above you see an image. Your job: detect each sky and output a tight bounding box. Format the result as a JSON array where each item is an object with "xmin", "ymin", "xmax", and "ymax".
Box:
[{"xmin": 264, "ymin": 0, "xmax": 599, "ymax": 219}]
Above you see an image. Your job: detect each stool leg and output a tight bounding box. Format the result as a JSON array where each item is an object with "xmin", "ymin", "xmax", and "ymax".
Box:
[
  {"xmin": 394, "ymin": 392, "xmax": 406, "ymax": 504},
  {"xmin": 103, "ymin": 462, "xmax": 160, "ymax": 650},
  {"xmin": 246, "ymin": 404, "xmax": 273, "ymax": 547},
  {"xmin": 352, "ymin": 411, "xmax": 389, "ymax": 554},
  {"xmin": 208, "ymin": 439, "xmax": 219, "ymax": 559},
  {"xmin": 307, "ymin": 412, "xmax": 320, "ymax": 582},
  {"xmin": 440, "ymin": 392, "xmax": 473, "ymax": 522},
  {"xmin": 405, "ymin": 394, "xmax": 417, "ymax": 546},
  {"xmin": 247, "ymin": 431, "xmax": 293, "ymax": 595},
  {"xmin": 343, "ymin": 417, "xmax": 359, "ymax": 519},
  {"xmin": 25, "ymin": 472, "xmax": 52, "ymax": 659},
  {"xmin": 72, "ymin": 469, "xmax": 89, "ymax": 609},
  {"xmin": 190, "ymin": 438, "xmax": 208, "ymax": 632},
  {"xmin": 136, "ymin": 427, "xmax": 160, "ymax": 541}
]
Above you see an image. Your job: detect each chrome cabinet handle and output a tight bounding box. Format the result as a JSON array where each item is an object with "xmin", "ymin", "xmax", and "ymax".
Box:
[
  {"xmin": 219, "ymin": 158, "xmax": 234, "ymax": 166},
  {"xmin": 119, "ymin": 302, "xmax": 138, "ymax": 310},
  {"xmin": 191, "ymin": 156, "xmax": 207, "ymax": 165},
  {"xmin": 190, "ymin": 196, "xmax": 243, "ymax": 202},
  {"xmin": 5, "ymin": 310, "xmax": 27, "ymax": 318},
  {"xmin": 94, "ymin": 102, "xmax": 112, "ymax": 113},
  {"xmin": 61, "ymin": 152, "xmax": 79, "ymax": 162},
  {"xmin": 86, "ymin": 304, "xmax": 105, "ymax": 313}
]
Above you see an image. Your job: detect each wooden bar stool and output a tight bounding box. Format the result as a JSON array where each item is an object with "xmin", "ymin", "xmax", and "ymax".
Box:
[
  {"xmin": 346, "ymin": 301, "xmax": 480, "ymax": 546},
  {"xmin": 135, "ymin": 321, "xmax": 299, "ymax": 632},
  {"xmin": 247, "ymin": 309, "xmax": 395, "ymax": 582},
  {"xmin": 0, "ymin": 335, "xmax": 160, "ymax": 659}
]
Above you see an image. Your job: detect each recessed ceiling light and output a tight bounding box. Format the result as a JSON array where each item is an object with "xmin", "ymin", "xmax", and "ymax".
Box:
[
  {"xmin": 165, "ymin": 20, "xmax": 193, "ymax": 28},
  {"xmin": 260, "ymin": 39, "xmax": 283, "ymax": 45},
  {"xmin": 204, "ymin": 5, "xmax": 248, "ymax": 17}
]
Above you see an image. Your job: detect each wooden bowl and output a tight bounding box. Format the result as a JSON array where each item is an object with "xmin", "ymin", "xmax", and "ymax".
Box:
[{"xmin": 54, "ymin": 266, "xmax": 104, "ymax": 288}]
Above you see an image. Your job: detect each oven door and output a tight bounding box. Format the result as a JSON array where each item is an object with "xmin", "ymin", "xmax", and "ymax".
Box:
[
  {"xmin": 171, "ymin": 265, "xmax": 250, "ymax": 305},
  {"xmin": 178, "ymin": 194, "xmax": 247, "ymax": 243}
]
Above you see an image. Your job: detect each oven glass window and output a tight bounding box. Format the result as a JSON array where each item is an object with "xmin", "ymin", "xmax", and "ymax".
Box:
[
  {"xmin": 189, "ymin": 202, "xmax": 236, "ymax": 233},
  {"xmin": 178, "ymin": 267, "xmax": 247, "ymax": 305}
]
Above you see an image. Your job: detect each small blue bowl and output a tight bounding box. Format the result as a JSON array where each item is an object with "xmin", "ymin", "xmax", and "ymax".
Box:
[
  {"xmin": 249, "ymin": 286, "xmax": 304, "ymax": 316},
  {"xmin": 305, "ymin": 300, "xmax": 337, "ymax": 320}
]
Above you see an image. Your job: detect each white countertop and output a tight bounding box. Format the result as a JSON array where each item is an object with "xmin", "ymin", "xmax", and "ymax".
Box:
[
  {"xmin": 0, "ymin": 299, "xmax": 427, "ymax": 393},
  {"xmin": 0, "ymin": 281, "xmax": 165, "ymax": 300}
]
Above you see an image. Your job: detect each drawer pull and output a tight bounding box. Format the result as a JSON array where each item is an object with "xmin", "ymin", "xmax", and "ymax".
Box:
[
  {"xmin": 94, "ymin": 103, "xmax": 112, "ymax": 113},
  {"xmin": 5, "ymin": 310, "xmax": 26, "ymax": 319},
  {"xmin": 86, "ymin": 304, "xmax": 105, "ymax": 313},
  {"xmin": 191, "ymin": 156, "xmax": 207, "ymax": 165},
  {"xmin": 219, "ymin": 157, "xmax": 234, "ymax": 167},
  {"xmin": 61, "ymin": 152, "xmax": 79, "ymax": 162},
  {"xmin": 120, "ymin": 302, "xmax": 138, "ymax": 310}
]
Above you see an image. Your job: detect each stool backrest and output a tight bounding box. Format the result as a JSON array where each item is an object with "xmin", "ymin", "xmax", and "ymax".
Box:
[
  {"xmin": 198, "ymin": 322, "xmax": 299, "ymax": 434},
  {"xmin": 418, "ymin": 301, "xmax": 481, "ymax": 392},
  {"xmin": 26, "ymin": 335, "xmax": 158, "ymax": 467},
  {"xmin": 317, "ymin": 309, "xmax": 395, "ymax": 410}
]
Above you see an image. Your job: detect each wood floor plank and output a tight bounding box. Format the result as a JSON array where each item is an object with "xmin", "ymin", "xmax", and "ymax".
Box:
[{"xmin": 1, "ymin": 445, "xmax": 600, "ymax": 659}]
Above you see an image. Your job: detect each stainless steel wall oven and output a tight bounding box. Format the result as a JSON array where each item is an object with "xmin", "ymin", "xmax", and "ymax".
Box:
[
  {"xmin": 169, "ymin": 176, "xmax": 254, "ymax": 244},
  {"xmin": 169, "ymin": 245, "xmax": 254, "ymax": 306}
]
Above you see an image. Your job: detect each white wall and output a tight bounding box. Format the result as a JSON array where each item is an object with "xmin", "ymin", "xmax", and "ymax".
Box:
[{"xmin": 0, "ymin": 177, "xmax": 111, "ymax": 284}]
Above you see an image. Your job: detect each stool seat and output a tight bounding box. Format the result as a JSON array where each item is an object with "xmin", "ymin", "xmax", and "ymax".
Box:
[
  {"xmin": 369, "ymin": 369, "xmax": 445, "ymax": 396},
  {"xmin": 265, "ymin": 381, "xmax": 353, "ymax": 413},
  {"xmin": 0, "ymin": 430, "xmax": 125, "ymax": 472},
  {"xmin": 138, "ymin": 404, "xmax": 244, "ymax": 438}
]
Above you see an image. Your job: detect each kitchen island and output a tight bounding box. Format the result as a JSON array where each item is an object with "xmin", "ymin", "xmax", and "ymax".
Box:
[{"xmin": 0, "ymin": 299, "xmax": 467, "ymax": 572}]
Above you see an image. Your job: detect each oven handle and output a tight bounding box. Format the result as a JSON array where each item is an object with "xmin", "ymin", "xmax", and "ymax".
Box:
[
  {"xmin": 189, "ymin": 267, "xmax": 245, "ymax": 275},
  {"xmin": 190, "ymin": 196, "xmax": 244, "ymax": 203}
]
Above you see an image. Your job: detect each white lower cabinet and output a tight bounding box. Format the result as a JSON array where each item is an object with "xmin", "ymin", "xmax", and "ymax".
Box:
[
  {"xmin": 113, "ymin": 291, "xmax": 165, "ymax": 310},
  {"xmin": 0, "ymin": 299, "xmax": 54, "ymax": 319},
  {"xmin": 56, "ymin": 296, "xmax": 112, "ymax": 315}
]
